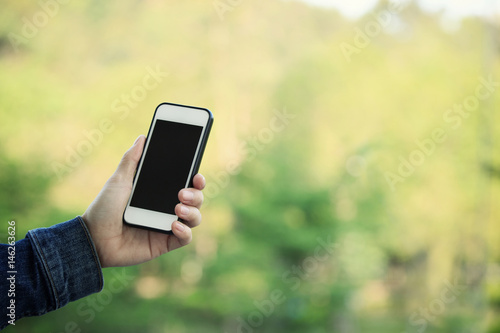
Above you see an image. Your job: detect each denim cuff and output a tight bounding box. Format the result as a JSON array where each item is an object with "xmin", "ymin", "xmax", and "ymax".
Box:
[{"xmin": 27, "ymin": 216, "xmax": 104, "ymax": 309}]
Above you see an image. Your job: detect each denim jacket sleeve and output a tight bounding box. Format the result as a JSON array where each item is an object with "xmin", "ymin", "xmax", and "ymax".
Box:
[{"xmin": 1, "ymin": 216, "xmax": 104, "ymax": 330}]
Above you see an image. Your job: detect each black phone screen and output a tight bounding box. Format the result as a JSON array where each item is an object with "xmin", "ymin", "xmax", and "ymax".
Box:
[{"xmin": 130, "ymin": 120, "xmax": 203, "ymax": 214}]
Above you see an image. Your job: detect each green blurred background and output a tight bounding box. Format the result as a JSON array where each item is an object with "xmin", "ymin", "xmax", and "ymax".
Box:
[{"xmin": 1, "ymin": 0, "xmax": 500, "ymax": 332}]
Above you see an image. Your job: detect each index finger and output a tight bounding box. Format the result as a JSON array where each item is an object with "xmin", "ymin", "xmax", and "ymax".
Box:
[{"xmin": 192, "ymin": 174, "xmax": 206, "ymax": 190}]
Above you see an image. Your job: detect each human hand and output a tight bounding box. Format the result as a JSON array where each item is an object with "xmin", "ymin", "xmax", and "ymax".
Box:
[{"xmin": 82, "ymin": 135, "xmax": 205, "ymax": 268}]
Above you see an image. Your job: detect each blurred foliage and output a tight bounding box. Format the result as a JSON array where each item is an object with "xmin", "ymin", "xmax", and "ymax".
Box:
[{"xmin": 1, "ymin": 0, "xmax": 500, "ymax": 332}]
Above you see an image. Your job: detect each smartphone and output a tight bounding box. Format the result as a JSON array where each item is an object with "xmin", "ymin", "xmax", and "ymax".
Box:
[{"xmin": 123, "ymin": 102, "xmax": 213, "ymax": 233}]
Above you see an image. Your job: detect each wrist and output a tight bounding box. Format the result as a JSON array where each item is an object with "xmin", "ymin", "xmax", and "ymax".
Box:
[{"xmin": 79, "ymin": 214, "xmax": 106, "ymax": 268}]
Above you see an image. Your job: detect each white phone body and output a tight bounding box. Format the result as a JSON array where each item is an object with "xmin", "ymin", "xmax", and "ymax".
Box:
[{"xmin": 123, "ymin": 103, "xmax": 213, "ymax": 233}]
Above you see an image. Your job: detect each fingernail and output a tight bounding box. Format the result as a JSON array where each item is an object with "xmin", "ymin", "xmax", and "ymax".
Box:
[
  {"xmin": 133, "ymin": 135, "xmax": 142, "ymax": 146},
  {"xmin": 199, "ymin": 174, "xmax": 206, "ymax": 190},
  {"xmin": 182, "ymin": 191, "xmax": 194, "ymax": 201},
  {"xmin": 180, "ymin": 206, "xmax": 189, "ymax": 216},
  {"xmin": 175, "ymin": 221, "xmax": 185, "ymax": 232}
]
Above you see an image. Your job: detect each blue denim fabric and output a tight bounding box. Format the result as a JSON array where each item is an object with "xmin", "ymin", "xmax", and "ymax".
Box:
[{"xmin": 1, "ymin": 217, "xmax": 103, "ymax": 330}]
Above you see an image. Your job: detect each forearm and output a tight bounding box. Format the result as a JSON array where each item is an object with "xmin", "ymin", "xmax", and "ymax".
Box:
[{"xmin": 0, "ymin": 217, "xmax": 104, "ymax": 329}]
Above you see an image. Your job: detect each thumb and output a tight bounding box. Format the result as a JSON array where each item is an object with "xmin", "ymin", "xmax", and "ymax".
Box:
[{"xmin": 113, "ymin": 135, "xmax": 146, "ymax": 183}]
